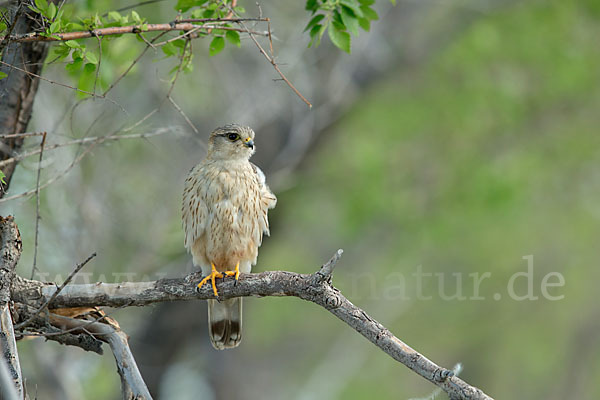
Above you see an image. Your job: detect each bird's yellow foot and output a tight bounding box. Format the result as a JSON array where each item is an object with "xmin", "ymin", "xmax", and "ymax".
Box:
[
  {"xmin": 223, "ymin": 262, "xmax": 241, "ymax": 282},
  {"xmin": 197, "ymin": 264, "xmax": 224, "ymax": 298}
]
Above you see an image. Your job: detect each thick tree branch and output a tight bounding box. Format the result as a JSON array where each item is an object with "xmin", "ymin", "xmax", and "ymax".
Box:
[
  {"xmin": 0, "ymin": 216, "xmax": 24, "ymax": 399},
  {"xmin": 0, "ymin": 4, "xmax": 48, "ymax": 197},
  {"xmin": 12, "ymin": 250, "xmax": 494, "ymax": 400},
  {"xmin": 0, "ymin": 355, "xmax": 19, "ymax": 400}
]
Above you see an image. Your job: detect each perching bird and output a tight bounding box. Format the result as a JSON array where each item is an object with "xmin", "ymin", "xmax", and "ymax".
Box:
[{"xmin": 182, "ymin": 124, "xmax": 277, "ymax": 350}]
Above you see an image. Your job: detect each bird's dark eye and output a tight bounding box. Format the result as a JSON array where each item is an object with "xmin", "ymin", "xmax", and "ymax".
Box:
[{"xmin": 227, "ymin": 133, "xmax": 240, "ymax": 141}]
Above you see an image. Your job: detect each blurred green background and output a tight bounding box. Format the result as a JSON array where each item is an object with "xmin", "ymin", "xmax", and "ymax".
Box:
[{"xmin": 4, "ymin": 0, "xmax": 600, "ymax": 399}]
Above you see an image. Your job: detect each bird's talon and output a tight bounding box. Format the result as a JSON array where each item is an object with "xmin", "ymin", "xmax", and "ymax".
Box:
[{"xmin": 197, "ymin": 263, "xmax": 224, "ymax": 298}]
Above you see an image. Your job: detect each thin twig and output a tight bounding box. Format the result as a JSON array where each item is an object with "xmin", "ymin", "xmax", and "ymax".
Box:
[
  {"xmin": 0, "ymin": 60, "xmax": 122, "ymax": 109},
  {"xmin": 17, "ymin": 252, "xmax": 97, "ymax": 330},
  {"xmin": 0, "ymin": 140, "xmax": 100, "ymax": 203},
  {"xmin": 0, "ymin": 132, "xmax": 45, "ymax": 139},
  {"xmin": 0, "ymin": 130, "xmax": 169, "ymax": 170},
  {"xmin": 30, "ymin": 131, "xmax": 47, "ymax": 280},
  {"xmin": 103, "ymin": 30, "xmax": 168, "ymax": 96},
  {"xmin": 92, "ymin": 35, "xmax": 102, "ymax": 96},
  {"xmin": 103, "ymin": 0, "xmax": 167, "ymax": 17},
  {"xmin": 223, "ymin": 3, "xmax": 312, "ymax": 107},
  {"xmin": 19, "ymin": 309, "xmax": 108, "ymax": 338},
  {"xmin": 168, "ymin": 96, "xmax": 202, "ymax": 138}
]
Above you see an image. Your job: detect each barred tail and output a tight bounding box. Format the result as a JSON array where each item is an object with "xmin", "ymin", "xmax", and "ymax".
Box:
[{"xmin": 207, "ymin": 298, "xmax": 242, "ymax": 350}]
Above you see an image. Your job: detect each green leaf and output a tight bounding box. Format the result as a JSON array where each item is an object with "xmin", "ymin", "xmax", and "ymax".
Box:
[
  {"xmin": 172, "ymin": 39, "xmax": 186, "ymax": 48},
  {"xmin": 34, "ymin": 0, "xmax": 48, "ymax": 12},
  {"xmin": 360, "ymin": 5, "xmax": 379, "ymax": 20},
  {"xmin": 0, "ymin": 169, "xmax": 6, "ymax": 185},
  {"xmin": 234, "ymin": 6, "xmax": 246, "ymax": 13},
  {"xmin": 358, "ymin": 0, "xmax": 375, "ymax": 4},
  {"xmin": 357, "ymin": 17, "xmax": 371, "ymax": 31},
  {"xmin": 84, "ymin": 63, "xmax": 96, "ymax": 73},
  {"xmin": 28, "ymin": 6, "xmax": 41, "ymax": 16},
  {"xmin": 47, "ymin": 2, "xmax": 57, "ymax": 20},
  {"xmin": 65, "ymin": 58, "xmax": 83, "ymax": 73},
  {"xmin": 225, "ymin": 30, "xmax": 241, "ymax": 47},
  {"xmin": 305, "ymin": 0, "xmax": 319, "ymax": 13},
  {"xmin": 85, "ymin": 52, "xmax": 98, "ymax": 64},
  {"xmin": 209, "ymin": 36, "xmax": 225, "ymax": 56},
  {"xmin": 77, "ymin": 63, "xmax": 97, "ymax": 98},
  {"xmin": 328, "ymin": 23, "xmax": 351, "ymax": 53},
  {"xmin": 72, "ymin": 47, "xmax": 85, "ymax": 59},
  {"xmin": 0, "ymin": 71, "xmax": 7, "ymax": 80},
  {"xmin": 332, "ymin": 10, "xmax": 344, "ymax": 27},
  {"xmin": 49, "ymin": 20, "xmax": 60, "ymax": 33},
  {"xmin": 108, "ymin": 11, "xmax": 122, "ymax": 22},
  {"xmin": 304, "ymin": 14, "xmax": 325, "ymax": 32},
  {"xmin": 341, "ymin": 6, "xmax": 359, "ymax": 36},
  {"xmin": 0, "ymin": 22, "xmax": 7, "ymax": 32},
  {"xmin": 309, "ymin": 22, "xmax": 328, "ymax": 48},
  {"xmin": 162, "ymin": 42, "xmax": 177, "ymax": 56},
  {"xmin": 131, "ymin": 10, "xmax": 141, "ymax": 24},
  {"xmin": 175, "ymin": 0, "xmax": 196, "ymax": 12},
  {"xmin": 65, "ymin": 40, "xmax": 81, "ymax": 48},
  {"xmin": 50, "ymin": 43, "xmax": 71, "ymax": 60},
  {"xmin": 341, "ymin": 0, "xmax": 363, "ymax": 17},
  {"xmin": 389, "ymin": 0, "xmax": 396, "ymax": 4}
]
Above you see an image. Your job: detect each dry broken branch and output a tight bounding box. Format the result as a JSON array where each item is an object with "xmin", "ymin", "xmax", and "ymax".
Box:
[
  {"xmin": 11, "ymin": 250, "xmax": 494, "ymax": 400},
  {"xmin": 50, "ymin": 313, "xmax": 151, "ymax": 400}
]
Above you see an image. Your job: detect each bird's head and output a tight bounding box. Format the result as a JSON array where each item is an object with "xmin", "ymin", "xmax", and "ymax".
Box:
[{"xmin": 207, "ymin": 124, "xmax": 256, "ymax": 160}]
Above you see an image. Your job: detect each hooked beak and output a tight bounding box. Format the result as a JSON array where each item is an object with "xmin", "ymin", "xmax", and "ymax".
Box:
[{"xmin": 244, "ymin": 138, "xmax": 254, "ymax": 149}]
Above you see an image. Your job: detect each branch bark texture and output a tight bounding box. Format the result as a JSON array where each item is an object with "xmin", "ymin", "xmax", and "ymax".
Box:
[
  {"xmin": 0, "ymin": 3, "xmax": 49, "ymax": 197},
  {"xmin": 12, "ymin": 250, "xmax": 494, "ymax": 400},
  {"xmin": 0, "ymin": 216, "xmax": 24, "ymax": 398}
]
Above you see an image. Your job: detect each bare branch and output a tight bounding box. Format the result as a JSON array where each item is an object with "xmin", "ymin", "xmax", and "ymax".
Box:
[
  {"xmin": 49, "ymin": 314, "xmax": 152, "ymax": 400},
  {"xmin": 224, "ymin": 3, "xmax": 312, "ymax": 108},
  {"xmin": 0, "ymin": 141, "xmax": 100, "ymax": 203},
  {"xmin": 0, "ymin": 60, "xmax": 121, "ymax": 107},
  {"xmin": 31, "ymin": 131, "xmax": 47, "ymax": 279},
  {"xmin": 12, "ymin": 250, "xmax": 494, "ymax": 400},
  {"xmin": 0, "ymin": 129, "xmax": 170, "ymax": 170}
]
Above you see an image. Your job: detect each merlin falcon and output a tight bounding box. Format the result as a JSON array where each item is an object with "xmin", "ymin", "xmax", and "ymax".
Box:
[{"xmin": 182, "ymin": 124, "xmax": 277, "ymax": 349}]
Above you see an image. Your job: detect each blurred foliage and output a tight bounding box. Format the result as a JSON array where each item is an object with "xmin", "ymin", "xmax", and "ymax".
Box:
[{"xmin": 257, "ymin": 0, "xmax": 600, "ymax": 398}]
